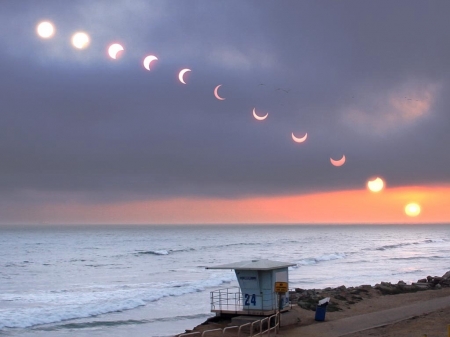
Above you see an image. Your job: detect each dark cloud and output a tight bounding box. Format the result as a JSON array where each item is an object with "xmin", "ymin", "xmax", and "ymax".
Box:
[{"xmin": 0, "ymin": 0, "xmax": 449, "ymax": 207}]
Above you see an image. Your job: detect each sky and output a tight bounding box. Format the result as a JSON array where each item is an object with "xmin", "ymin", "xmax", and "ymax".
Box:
[{"xmin": 1, "ymin": 0, "xmax": 449, "ymax": 225}]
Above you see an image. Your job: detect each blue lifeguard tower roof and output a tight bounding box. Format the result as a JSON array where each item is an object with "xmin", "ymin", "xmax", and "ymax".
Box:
[{"xmin": 206, "ymin": 259, "xmax": 296, "ymax": 271}]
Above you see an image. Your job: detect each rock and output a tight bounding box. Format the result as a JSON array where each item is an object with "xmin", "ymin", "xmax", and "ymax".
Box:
[
  {"xmin": 402, "ymin": 285, "xmax": 419, "ymax": 292},
  {"xmin": 289, "ymin": 293, "xmax": 299, "ymax": 301},
  {"xmin": 435, "ymin": 284, "xmax": 442, "ymax": 289},
  {"xmin": 383, "ymin": 287, "xmax": 401, "ymax": 295},
  {"xmin": 397, "ymin": 280, "xmax": 406, "ymax": 286},
  {"xmin": 417, "ymin": 278, "xmax": 427, "ymax": 283},
  {"xmin": 440, "ymin": 279, "xmax": 450, "ymax": 287},
  {"xmin": 375, "ymin": 283, "xmax": 401, "ymax": 295},
  {"xmin": 334, "ymin": 294, "xmax": 347, "ymax": 301},
  {"xmin": 442, "ymin": 271, "xmax": 450, "ymax": 280},
  {"xmin": 412, "ymin": 282, "xmax": 431, "ymax": 289},
  {"xmin": 351, "ymin": 295, "xmax": 363, "ymax": 301},
  {"xmin": 326, "ymin": 302, "xmax": 342, "ymax": 312},
  {"xmin": 352, "ymin": 288, "xmax": 370, "ymax": 295},
  {"xmin": 431, "ymin": 277, "xmax": 442, "ymax": 285}
]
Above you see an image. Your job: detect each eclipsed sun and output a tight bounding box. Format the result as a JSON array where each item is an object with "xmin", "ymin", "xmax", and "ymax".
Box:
[{"xmin": 367, "ymin": 177, "xmax": 384, "ymax": 193}]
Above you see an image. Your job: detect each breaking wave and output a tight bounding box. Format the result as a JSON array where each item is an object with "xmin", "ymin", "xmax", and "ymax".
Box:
[{"xmin": 0, "ymin": 274, "xmax": 233, "ymax": 329}]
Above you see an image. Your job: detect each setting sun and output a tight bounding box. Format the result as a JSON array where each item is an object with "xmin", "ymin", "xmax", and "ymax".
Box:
[
  {"xmin": 367, "ymin": 177, "xmax": 384, "ymax": 193},
  {"xmin": 405, "ymin": 203, "xmax": 421, "ymax": 217}
]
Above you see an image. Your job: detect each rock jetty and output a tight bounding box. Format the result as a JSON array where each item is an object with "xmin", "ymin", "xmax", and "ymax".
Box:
[{"xmin": 289, "ymin": 270, "xmax": 450, "ymax": 312}]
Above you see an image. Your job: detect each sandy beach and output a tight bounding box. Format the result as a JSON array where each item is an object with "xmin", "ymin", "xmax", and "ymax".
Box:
[
  {"xmin": 181, "ymin": 286, "xmax": 450, "ymax": 337},
  {"xmin": 279, "ymin": 286, "xmax": 450, "ymax": 337}
]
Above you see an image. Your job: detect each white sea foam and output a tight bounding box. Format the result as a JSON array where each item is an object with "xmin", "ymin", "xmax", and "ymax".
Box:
[
  {"xmin": 0, "ymin": 273, "xmax": 234, "ymax": 329},
  {"xmin": 136, "ymin": 250, "xmax": 170, "ymax": 256}
]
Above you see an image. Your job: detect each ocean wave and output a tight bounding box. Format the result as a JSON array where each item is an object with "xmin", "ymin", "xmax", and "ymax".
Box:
[
  {"xmin": 375, "ymin": 242, "xmax": 414, "ymax": 251},
  {"xmin": 424, "ymin": 238, "xmax": 446, "ymax": 243},
  {"xmin": 0, "ymin": 274, "xmax": 233, "ymax": 329},
  {"xmin": 35, "ymin": 313, "xmax": 211, "ymax": 331},
  {"xmin": 373, "ymin": 238, "xmax": 448, "ymax": 251},
  {"xmin": 84, "ymin": 264, "xmax": 123, "ymax": 268},
  {"xmin": 136, "ymin": 250, "xmax": 169, "ymax": 256},
  {"xmin": 69, "ymin": 259, "xmax": 88, "ymax": 262},
  {"xmin": 217, "ymin": 242, "xmax": 262, "ymax": 249},
  {"xmin": 296, "ymin": 253, "xmax": 346, "ymax": 266},
  {"xmin": 389, "ymin": 255, "xmax": 444, "ymax": 261},
  {"xmin": 135, "ymin": 247, "xmax": 195, "ymax": 256},
  {"xmin": 391, "ymin": 269, "xmax": 424, "ymax": 275},
  {"xmin": 196, "ymin": 242, "xmax": 264, "ymax": 252},
  {"xmin": 3, "ymin": 263, "xmax": 28, "ymax": 268},
  {"xmin": 135, "ymin": 242, "xmax": 268, "ymax": 257},
  {"xmin": 37, "ymin": 319, "xmax": 149, "ymax": 330}
]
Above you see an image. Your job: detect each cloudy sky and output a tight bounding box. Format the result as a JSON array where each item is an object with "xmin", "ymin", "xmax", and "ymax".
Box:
[{"xmin": 1, "ymin": 0, "xmax": 449, "ymax": 224}]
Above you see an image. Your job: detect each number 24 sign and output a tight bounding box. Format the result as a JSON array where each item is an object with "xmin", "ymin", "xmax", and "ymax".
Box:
[{"xmin": 244, "ymin": 293, "xmax": 256, "ymax": 306}]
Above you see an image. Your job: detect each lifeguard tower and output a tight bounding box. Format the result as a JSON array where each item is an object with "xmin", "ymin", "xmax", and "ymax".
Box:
[{"xmin": 207, "ymin": 259, "xmax": 296, "ymax": 316}]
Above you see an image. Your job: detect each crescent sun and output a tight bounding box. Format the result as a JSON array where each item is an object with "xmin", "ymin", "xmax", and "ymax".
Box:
[
  {"xmin": 108, "ymin": 43, "xmax": 124, "ymax": 59},
  {"xmin": 330, "ymin": 155, "xmax": 346, "ymax": 167},
  {"xmin": 253, "ymin": 108, "xmax": 268, "ymax": 121},
  {"xmin": 143, "ymin": 55, "xmax": 158, "ymax": 71},
  {"xmin": 292, "ymin": 132, "xmax": 307, "ymax": 143},
  {"xmin": 178, "ymin": 68, "xmax": 191, "ymax": 84},
  {"xmin": 214, "ymin": 85, "xmax": 225, "ymax": 100}
]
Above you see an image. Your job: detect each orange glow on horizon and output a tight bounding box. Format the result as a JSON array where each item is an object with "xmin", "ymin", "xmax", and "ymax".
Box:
[{"xmin": 28, "ymin": 185, "xmax": 450, "ymax": 225}]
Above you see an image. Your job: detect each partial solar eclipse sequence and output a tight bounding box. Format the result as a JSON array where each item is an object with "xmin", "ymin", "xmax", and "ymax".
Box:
[{"xmin": 35, "ymin": 20, "xmax": 421, "ymax": 218}]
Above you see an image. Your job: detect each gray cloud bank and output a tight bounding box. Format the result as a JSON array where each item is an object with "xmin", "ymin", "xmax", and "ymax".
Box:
[{"xmin": 0, "ymin": 0, "xmax": 449, "ymax": 207}]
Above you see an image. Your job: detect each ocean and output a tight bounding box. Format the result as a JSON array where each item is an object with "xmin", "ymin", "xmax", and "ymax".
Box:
[{"xmin": 1, "ymin": 224, "xmax": 449, "ymax": 337}]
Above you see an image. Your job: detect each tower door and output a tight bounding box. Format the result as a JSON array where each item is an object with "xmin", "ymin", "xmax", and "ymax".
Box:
[{"xmin": 259, "ymin": 271, "xmax": 274, "ymax": 310}]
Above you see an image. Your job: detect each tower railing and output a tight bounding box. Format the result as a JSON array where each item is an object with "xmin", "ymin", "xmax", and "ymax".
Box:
[
  {"xmin": 210, "ymin": 287, "xmax": 285, "ymax": 314},
  {"xmin": 210, "ymin": 287, "xmax": 242, "ymax": 312},
  {"xmin": 178, "ymin": 312, "xmax": 280, "ymax": 337}
]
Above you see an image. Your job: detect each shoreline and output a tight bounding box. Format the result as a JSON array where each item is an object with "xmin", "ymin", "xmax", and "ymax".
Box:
[{"xmin": 179, "ymin": 271, "xmax": 450, "ymax": 336}]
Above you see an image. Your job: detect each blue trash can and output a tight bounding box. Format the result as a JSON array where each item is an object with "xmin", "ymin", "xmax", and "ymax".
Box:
[
  {"xmin": 315, "ymin": 297, "xmax": 330, "ymax": 321},
  {"xmin": 315, "ymin": 305, "xmax": 327, "ymax": 321}
]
